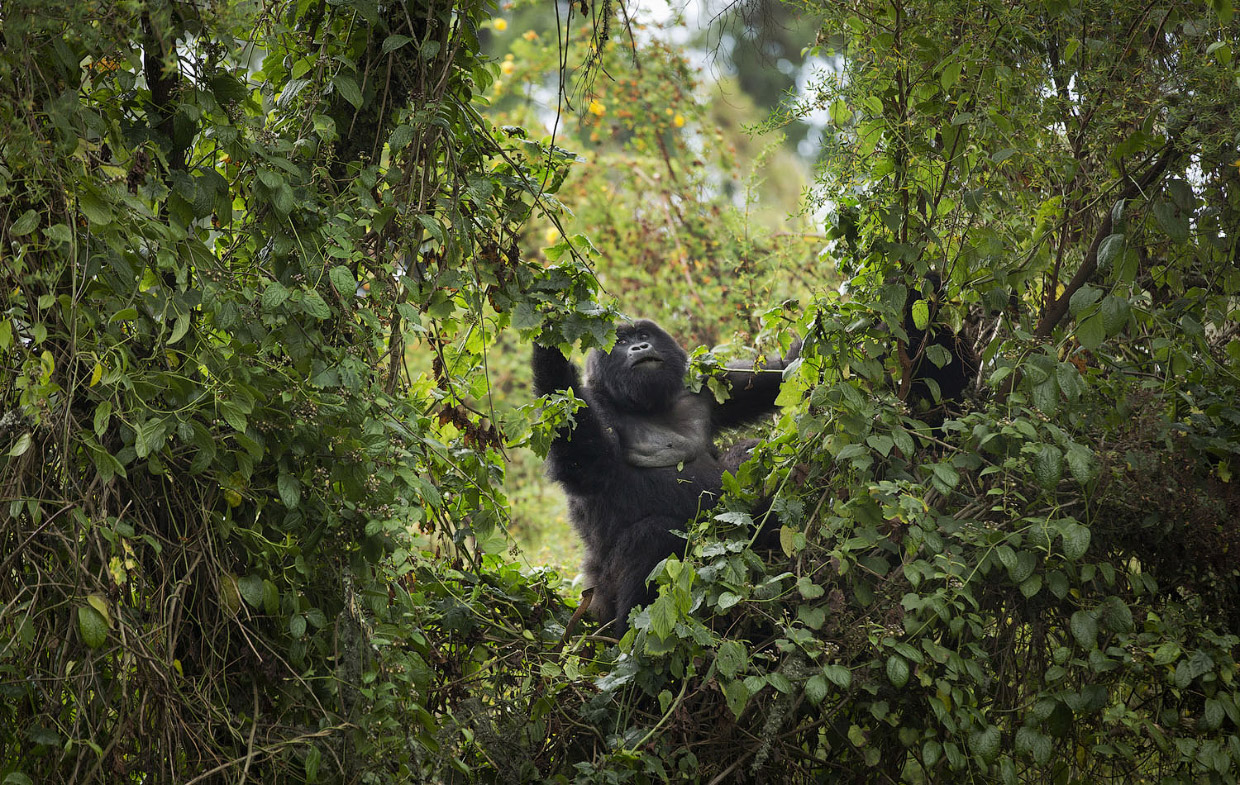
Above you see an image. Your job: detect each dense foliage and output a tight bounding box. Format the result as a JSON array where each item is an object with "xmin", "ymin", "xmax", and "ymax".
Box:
[
  {"xmin": 2, "ymin": 0, "xmax": 1239, "ymax": 783},
  {"xmin": 0, "ymin": 0, "xmax": 605, "ymax": 780}
]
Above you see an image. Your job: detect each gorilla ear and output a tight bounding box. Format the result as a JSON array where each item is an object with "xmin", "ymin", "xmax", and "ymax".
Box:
[{"xmin": 584, "ymin": 349, "xmax": 605, "ymax": 386}]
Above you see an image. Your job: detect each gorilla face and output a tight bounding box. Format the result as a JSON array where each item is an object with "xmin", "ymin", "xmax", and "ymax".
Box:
[{"xmin": 587, "ymin": 320, "xmax": 688, "ymax": 413}]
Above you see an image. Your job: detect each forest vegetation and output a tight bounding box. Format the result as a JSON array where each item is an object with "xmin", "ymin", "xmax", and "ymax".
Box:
[{"xmin": 2, "ymin": 0, "xmax": 1239, "ymax": 783}]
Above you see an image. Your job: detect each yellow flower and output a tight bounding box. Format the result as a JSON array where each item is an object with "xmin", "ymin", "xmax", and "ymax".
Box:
[
  {"xmin": 673, "ymin": 113, "xmax": 685, "ymax": 128},
  {"xmin": 587, "ymin": 99, "xmax": 606, "ymax": 116},
  {"xmin": 523, "ymin": 30, "xmax": 538, "ymax": 41},
  {"xmin": 500, "ymin": 60, "xmax": 516, "ymax": 75},
  {"xmin": 493, "ymin": 18, "xmax": 508, "ymax": 32}
]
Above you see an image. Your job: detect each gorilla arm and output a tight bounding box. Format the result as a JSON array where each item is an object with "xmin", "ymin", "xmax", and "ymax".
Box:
[
  {"xmin": 531, "ymin": 344, "xmax": 620, "ymax": 494},
  {"xmin": 710, "ymin": 337, "xmax": 801, "ymax": 431}
]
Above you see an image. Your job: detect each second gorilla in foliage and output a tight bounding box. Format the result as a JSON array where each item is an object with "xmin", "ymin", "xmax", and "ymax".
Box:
[{"xmin": 533, "ymin": 320, "xmax": 797, "ymax": 636}]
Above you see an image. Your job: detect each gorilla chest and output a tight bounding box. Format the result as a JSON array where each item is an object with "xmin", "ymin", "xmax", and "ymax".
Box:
[{"xmin": 617, "ymin": 394, "xmax": 712, "ymax": 468}]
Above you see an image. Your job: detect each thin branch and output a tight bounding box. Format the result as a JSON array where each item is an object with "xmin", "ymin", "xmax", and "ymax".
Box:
[{"xmin": 1034, "ymin": 138, "xmax": 1181, "ymax": 339}]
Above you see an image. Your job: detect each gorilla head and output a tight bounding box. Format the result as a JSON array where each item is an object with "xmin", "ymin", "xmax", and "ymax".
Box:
[{"xmin": 586, "ymin": 320, "xmax": 688, "ymax": 413}]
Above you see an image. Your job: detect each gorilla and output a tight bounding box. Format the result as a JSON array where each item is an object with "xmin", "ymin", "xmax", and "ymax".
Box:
[{"xmin": 532, "ymin": 320, "xmax": 798, "ymax": 636}]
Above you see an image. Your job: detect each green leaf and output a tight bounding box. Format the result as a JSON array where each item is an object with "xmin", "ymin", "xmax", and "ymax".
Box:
[
  {"xmin": 648, "ymin": 594, "xmax": 676, "ymax": 640},
  {"xmin": 333, "ymin": 74, "xmax": 363, "ymax": 109},
  {"xmin": 1204, "ymin": 698, "xmax": 1224, "ymax": 730},
  {"xmin": 1058, "ymin": 519, "xmax": 1091, "ymax": 561},
  {"xmin": 1032, "ymin": 379, "xmax": 1058, "ymax": 415},
  {"xmin": 797, "ymin": 604, "xmax": 826, "ymax": 629},
  {"xmin": 8, "ymin": 432, "xmax": 32, "ymax": 457},
  {"xmin": 87, "ymin": 594, "xmax": 112, "ymax": 626},
  {"xmin": 940, "ymin": 60, "xmax": 963, "ymax": 90},
  {"xmin": 1099, "ymin": 596, "xmax": 1133, "ymax": 633},
  {"xmin": 210, "ymin": 73, "xmax": 250, "ymax": 104},
  {"xmin": 925, "ymin": 343, "xmax": 958, "ymax": 373},
  {"xmin": 390, "ymin": 124, "xmax": 414, "ymax": 151},
  {"xmin": 1065, "ymin": 443, "xmax": 1098, "ymax": 484},
  {"xmin": 1055, "ymin": 363, "xmax": 1083, "ymax": 401},
  {"xmin": 824, "ymin": 664, "xmax": 852, "ymax": 688},
  {"xmin": 79, "ymin": 190, "xmax": 113, "ymax": 225},
  {"xmin": 258, "ymin": 168, "xmax": 283, "ymax": 189},
  {"xmin": 1019, "ymin": 574, "xmax": 1042, "ymax": 598},
  {"xmin": 78, "ymin": 605, "xmax": 108, "ymax": 649},
  {"xmin": 866, "ymin": 434, "xmax": 894, "ymax": 457},
  {"xmin": 804, "ymin": 674, "xmax": 828, "ymax": 706},
  {"xmin": 382, "ymin": 34, "xmax": 413, "ymax": 54},
  {"xmin": 1068, "ymin": 284, "xmax": 1101, "ymax": 316},
  {"xmin": 796, "ymin": 575, "xmax": 825, "ymax": 599},
  {"xmin": 1152, "ymin": 200, "xmax": 1189, "ymax": 242},
  {"xmin": 262, "ymin": 280, "xmax": 290, "ymax": 310},
  {"xmin": 930, "ymin": 462, "xmax": 960, "ymax": 490},
  {"xmin": 886, "ymin": 655, "xmax": 910, "ymax": 687},
  {"xmin": 1032, "ymin": 445, "xmax": 1062, "ymax": 488},
  {"xmin": 219, "ymin": 402, "xmax": 247, "ymax": 433},
  {"xmin": 304, "ymin": 743, "xmax": 321, "ymax": 782},
  {"xmin": 168, "ymin": 313, "xmax": 190, "ymax": 345},
  {"xmin": 911, "ymin": 299, "xmax": 930, "ymax": 330},
  {"xmin": 1216, "ymin": 0, "xmax": 1234, "ymax": 25},
  {"xmin": 329, "ymin": 265, "xmax": 357, "ymax": 294},
  {"xmin": 1008, "ymin": 550, "xmax": 1037, "ymax": 584},
  {"xmin": 1096, "ymin": 233, "xmax": 1124, "ymax": 272},
  {"xmin": 272, "ymin": 183, "xmax": 295, "ymax": 215},
  {"xmin": 829, "ymin": 98, "xmax": 853, "ymax": 125},
  {"xmin": 722, "ymin": 679, "xmax": 749, "ymax": 719},
  {"xmin": 10, "ymin": 209, "xmax": 39, "ymax": 236},
  {"xmin": 133, "ymin": 418, "xmax": 166, "ymax": 458},
  {"xmin": 1100, "ymin": 295, "xmax": 1130, "ymax": 335},
  {"xmin": 779, "ymin": 525, "xmax": 799, "ymax": 557},
  {"xmin": 301, "ymin": 290, "xmax": 331, "ymax": 319},
  {"xmin": 93, "ymin": 402, "xmax": 112, "ymax": 437},
  {"xmin": 715, "ymin": 640, "xmax": 747, "ymax": 679},
  {"xmin": 1076, "ymin": 314, "xmax": 1105, "ymax": 350},
  {"xmin": 1152, "ymin": 642, "xmax": 1181, "ymax": 665},
  {"xmin": 970, "ymin": 725, "xmax": 1001, "ymax": 764},
  {"xmin": 1070, "ymin": 610, "xmax": 1098, "ymax": 651},
  {"xmin": 238, "ymin": 574, "xmax": 264, "ymax": 608},
  {"xmin": 277, "ymin": 473, "xmax": 301, "ymax": 509},
  {"xmin": 1015, "ymin": 726, "xmax": 1052, "ymax": 765},
  {"xmin": 262, "ymin": 580, "xmax": 280, "ymax": 615}
]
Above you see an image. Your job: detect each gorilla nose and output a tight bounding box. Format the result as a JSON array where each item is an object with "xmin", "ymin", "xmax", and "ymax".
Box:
[{"xmin": 630, "ymin": 342, "xmax": 651, "ymax": 352}]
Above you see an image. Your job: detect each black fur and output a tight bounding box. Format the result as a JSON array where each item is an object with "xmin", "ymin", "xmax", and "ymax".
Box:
[
  {"xmin": 532, "ymin": 320, "xmax": 796, "ymax": 636},
  {"xmin": 901, "ymin": 274, "xmax": 978, "ymax": 413}
]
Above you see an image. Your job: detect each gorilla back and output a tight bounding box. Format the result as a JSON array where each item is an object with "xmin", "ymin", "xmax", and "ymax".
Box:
[{"xmin": 532, "ymin": 320, "xmax": 796, "ymax": 636}]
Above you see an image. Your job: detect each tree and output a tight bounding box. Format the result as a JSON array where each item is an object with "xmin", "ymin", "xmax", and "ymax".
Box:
[{"xmin": 0, "ymin": 0, "xmax": 600, "ymax": 780}]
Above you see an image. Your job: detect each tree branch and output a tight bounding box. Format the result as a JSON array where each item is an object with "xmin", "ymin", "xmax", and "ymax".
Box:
[{"xmin": 1034, "ymin": 139, "xmax": 1181, "ymax": 339}]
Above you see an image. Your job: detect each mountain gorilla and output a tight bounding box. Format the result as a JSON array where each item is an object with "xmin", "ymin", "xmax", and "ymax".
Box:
[{"xmin": 532, "ymin": 320, "xmax": 798, "ymax": 636}]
